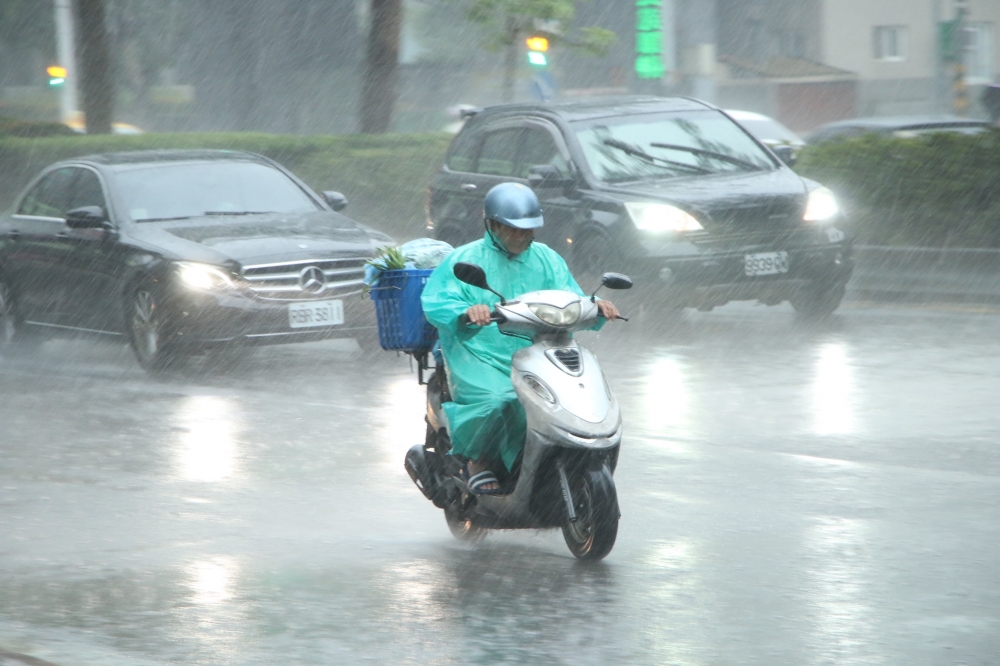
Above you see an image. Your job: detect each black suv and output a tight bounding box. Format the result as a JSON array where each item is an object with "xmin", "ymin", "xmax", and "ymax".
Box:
[{"xmin": 427, "ymin": 96, "xmax": 853, "ymax": 315}]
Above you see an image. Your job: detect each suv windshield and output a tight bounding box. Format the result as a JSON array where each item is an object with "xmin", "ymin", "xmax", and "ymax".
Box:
[
  {"xmin": 115, "ymin": 161, "xmax": 320, "ymax": 222},
  {"xmin": 574, "ymin": 110, "xmax": 776, "ymax": 184}
]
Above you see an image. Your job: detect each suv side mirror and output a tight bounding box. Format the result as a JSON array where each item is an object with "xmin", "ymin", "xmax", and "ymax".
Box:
[
  {"xmin": 527, "ymin": 164, "xmax": 573, "ymax": 190},
  {"xmin": 772, "ymin": 145, "xmax": 798, "ymax": 168},
  {"xmin": 323, "ymin": 191, "xmax": 348, "ymax": 211},
  {"xmin": 65, "ymin": 205, "xmax": 108, "ymax": 229}
]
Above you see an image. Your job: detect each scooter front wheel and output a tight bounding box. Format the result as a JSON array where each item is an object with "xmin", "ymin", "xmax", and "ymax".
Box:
[{"xmin": 562, "ymin": 467, "xmax": 619, "ymax": 560}]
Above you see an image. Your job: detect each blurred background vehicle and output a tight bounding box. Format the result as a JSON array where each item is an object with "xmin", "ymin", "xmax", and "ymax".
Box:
[
  {"xmin": 807, "ymin": 116, "xmax": 993, "ymax": 144},
  {"xmin": 725, "ymin": 109, "xmax": 806, "ymax": 151}
]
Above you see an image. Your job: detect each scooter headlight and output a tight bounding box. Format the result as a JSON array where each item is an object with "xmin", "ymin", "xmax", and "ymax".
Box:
[
  {"xmin": 523, "ymin": 374, "xmax": 557, "ymax": 404},
  {"xmin": 528, "ymin": 301, "xmax": 581, "ymax": 327}
]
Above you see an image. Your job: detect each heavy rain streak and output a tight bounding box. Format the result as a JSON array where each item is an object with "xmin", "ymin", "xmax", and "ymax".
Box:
[{"xmin": 2, "ymin": 0, "xmax": 1000, "ymax": 664}]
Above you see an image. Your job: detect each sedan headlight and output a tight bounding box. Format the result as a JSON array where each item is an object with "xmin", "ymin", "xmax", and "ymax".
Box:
[
  {"xmin": 803, "ymin": 187, "xmax": 839, "ymax": 222},
  {"xmin": 176, "ymin": 262, "xmax": 235, "ymax": 290},
  {"xmin": 528, "ymin": 301, "xmax": 581, "ymax": 327},
  {"xmin": 625, "ymin": 202, "xmax": 703, "ymax": 233}
]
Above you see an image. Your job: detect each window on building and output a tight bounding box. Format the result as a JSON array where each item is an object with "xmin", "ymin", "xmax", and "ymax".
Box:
[
  {"xmin": 965, "ymin": 23, "xmax": 994, "ymax": 84},
  {"xmin": 873, "ymin": 26, "xmax": 906, "ymax": 61}
]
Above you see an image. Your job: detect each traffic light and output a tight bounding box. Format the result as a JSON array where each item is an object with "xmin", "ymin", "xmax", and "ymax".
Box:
[
  {"xmin": 526, "ymin": 36, "xmax": 549, "ymax": 67},
  {"xmin": 47, "ymin": 66, "xmax": 67, "ymax": 87}
]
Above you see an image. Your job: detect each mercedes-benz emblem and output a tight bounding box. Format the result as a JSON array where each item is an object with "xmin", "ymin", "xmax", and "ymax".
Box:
[{"xmin": 298, "ymin": 266, "xmax": 326, "ymax": 294}]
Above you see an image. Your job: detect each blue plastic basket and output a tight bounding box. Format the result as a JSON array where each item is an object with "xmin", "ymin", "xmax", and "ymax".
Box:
[{"xmin": 370, "ymin": 268, "xmax": 438, "ymax": 352}]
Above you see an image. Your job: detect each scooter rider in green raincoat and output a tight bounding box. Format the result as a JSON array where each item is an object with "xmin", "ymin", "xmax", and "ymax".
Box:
[{"xmin": 421, "ymin": 183, "xmax": 620, "ymax": 494}]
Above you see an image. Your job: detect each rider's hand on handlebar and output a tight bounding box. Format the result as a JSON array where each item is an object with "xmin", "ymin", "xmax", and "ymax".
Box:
[
  {"xmin": 597, "ymin": 300, "xmax": 621, "ymax": 321},
  {"xmin": 465, "ymin": 304, "xmax": 493, "ymax": 326}
]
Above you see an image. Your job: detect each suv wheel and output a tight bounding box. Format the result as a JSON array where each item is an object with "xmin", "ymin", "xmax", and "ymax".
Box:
[
  {"xmin": 790, "ymin": 282, "xmax": 846, "ymax": 318},
  {"xmin": 571, "ymin": 230, "xmax": 613, "ymax": 283}
]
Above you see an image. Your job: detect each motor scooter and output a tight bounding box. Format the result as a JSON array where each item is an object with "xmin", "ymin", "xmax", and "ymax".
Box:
[{"xmin": 404, "ymin": 262, "xmax": 631, "ymax": 560}]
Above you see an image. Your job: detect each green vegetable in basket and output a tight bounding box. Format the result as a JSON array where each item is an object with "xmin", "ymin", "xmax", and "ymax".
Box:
[
  {"xmin": 362, "ymin": 246, "xmax": 409, "ymax": 297},
  {"xmin": 368, "ymin": 245, "xmax": 408, "ymax": 270}
]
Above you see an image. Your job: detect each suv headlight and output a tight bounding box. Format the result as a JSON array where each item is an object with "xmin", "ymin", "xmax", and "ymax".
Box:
[
  {"xmin": 803, "ymin": 187, "xmax": 839, "ymax": 222},
  {"xmin": 626, "ymin": 202, "xmax": 703, "ymax": 233},
  {"xmin": 176, "ymin": 262, "xmax": 235, "ymax": 290},
  {"xmin": 528, "ymin": 301, "xmax": 581, "ymax": 326}
]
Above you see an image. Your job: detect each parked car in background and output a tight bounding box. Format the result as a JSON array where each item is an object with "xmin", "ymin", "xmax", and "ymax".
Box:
[
  {"xmin": 807, "ymin": 115, "xmax": 992, "ymax": 144},
  {"xmin": 725, "ymin": 109, "xmax": 805, "ymax": 163},
  {"xmin": 428, "ymin": 96, "xmax": 853, "ymax": 316},
  {"xmin": 0, "ymin": 150, "xmax": 387, "ymax": 371}
]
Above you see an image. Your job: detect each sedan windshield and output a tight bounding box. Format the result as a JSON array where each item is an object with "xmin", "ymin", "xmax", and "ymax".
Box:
[
  {"xmin": 115, "ymin": 161, "xmax": 321, "ymax": 222},
  {"xmin": 574, "ymin": 111, "xmax": 776, "ymax": 184}
]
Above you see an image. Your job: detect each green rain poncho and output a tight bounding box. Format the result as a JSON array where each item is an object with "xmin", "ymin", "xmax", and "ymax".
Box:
[{"xmin": 421, "ymin": 231, "xmax": 601, "ymax": 471}]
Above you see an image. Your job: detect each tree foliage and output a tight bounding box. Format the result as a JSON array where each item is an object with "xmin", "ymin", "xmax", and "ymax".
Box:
[
  {"xmin": 0, "ymin": 0, "xmax": 56, "ymax": 86},
  {"xmin": 458, "ymin": 0, "xmax": 615, "ymax": 101}
]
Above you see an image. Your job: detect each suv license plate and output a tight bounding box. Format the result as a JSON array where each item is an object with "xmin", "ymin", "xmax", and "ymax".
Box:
[
  {"xmin": 288, "ymin": 300, "xmax": 345, "ymax": 328},
  {"xmin": 745, "ymin": 251, "xmax": 789, "ymax": 277}
]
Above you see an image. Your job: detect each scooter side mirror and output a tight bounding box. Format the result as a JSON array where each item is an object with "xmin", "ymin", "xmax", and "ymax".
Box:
[
  {"xmin": 454, "ymin": 262, "xmax": 490, "ymax": 289},
  {"xmin": 601, "ymin": 272, "xmax": 633, "ymax": 290},
  {"xmin": 454, "ymin": 262, "xmax": 506, "ymax": 304}
]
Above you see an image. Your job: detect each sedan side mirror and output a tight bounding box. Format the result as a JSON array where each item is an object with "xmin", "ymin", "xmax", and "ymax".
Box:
[
  {"xmin": 65, "ymin": 205, "xmax": 108, "ymax": 229},
  {"xmin": 772, "ymin": 145, "xmax": 798, "ymax": 168},
  {"xmin": 527, "ymin": 164, "xmax": 574, "ymax": 191},
  {"xmin": 323, "ymin": 191, "xmax": 348, "ymax": 211}
]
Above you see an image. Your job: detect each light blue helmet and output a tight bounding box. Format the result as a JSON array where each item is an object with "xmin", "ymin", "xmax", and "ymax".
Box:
[{"xmin": 484, "ymin": 182, "xmax": 544, "ymax": 230}]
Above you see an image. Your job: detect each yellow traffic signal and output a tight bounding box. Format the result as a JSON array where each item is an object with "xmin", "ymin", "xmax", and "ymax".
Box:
[
  {"xmin": 47, "ymin": 65, "xmax": 67, "ymax": 87},
  {"xmin": 526, "ymin": 36, "xmax": 549, "ymax": 52}
]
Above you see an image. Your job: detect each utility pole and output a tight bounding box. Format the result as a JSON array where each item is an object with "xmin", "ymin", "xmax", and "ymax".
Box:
[
  {"xmin": 53, "ymin": 0, "xmax": 79, "ymax": 123},
  {"xmin": 953, "ymin": 0, "xmax": 968, "ymax": 115}
]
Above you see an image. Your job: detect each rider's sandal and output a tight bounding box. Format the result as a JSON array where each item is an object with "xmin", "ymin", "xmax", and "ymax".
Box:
[{"xmin": 466, "ymin": 470, "xmax": 503, "ymax": 496}]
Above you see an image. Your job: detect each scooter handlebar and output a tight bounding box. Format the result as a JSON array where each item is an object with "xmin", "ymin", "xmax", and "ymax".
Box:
[{"xmin": 458, "ymin": 311, "xmax": 507, "ymax": 326}]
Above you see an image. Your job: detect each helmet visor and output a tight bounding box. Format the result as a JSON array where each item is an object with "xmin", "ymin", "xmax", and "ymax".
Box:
[{"xmin": 491, "ymin": 213, "xmax": 544, "ymax": 230}]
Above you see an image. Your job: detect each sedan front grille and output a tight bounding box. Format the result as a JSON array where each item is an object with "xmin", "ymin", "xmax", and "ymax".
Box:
[{"xmin": 241, "ymin": 257, "xmax": 368, "ymax": 300}]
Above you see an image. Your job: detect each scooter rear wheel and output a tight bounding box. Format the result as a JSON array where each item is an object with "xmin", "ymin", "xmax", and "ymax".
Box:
[
  {"xmin": 445, "ymin": 507, "xmax": 486, "ymax": 542},
  {"xmin": 562, "ymin": 467, "xmax": 619, "ymax": 560}
]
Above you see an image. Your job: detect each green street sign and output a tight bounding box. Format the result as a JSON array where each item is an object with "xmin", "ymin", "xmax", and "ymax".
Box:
[{"xmin": 635, "ymin": 0, "xmax": 664, "ymax": 79}]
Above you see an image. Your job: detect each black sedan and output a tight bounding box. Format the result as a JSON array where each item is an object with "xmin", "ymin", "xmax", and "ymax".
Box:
[
  {"xmin": 0, "ymin": 150, "xmax": 388, "ymax": 371},
  {"xmin": 428, "ymin": 96, "xmax": 853, "ymax": 316}
]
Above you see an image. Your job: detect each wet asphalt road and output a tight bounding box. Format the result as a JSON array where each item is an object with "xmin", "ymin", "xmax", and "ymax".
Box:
[{"xmin": 1, "ymin": 299, "xmax": 998, "ymax": 665}]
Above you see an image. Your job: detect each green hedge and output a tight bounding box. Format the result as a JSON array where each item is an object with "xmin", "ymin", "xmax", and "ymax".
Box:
[
  {"xmin": 796, "ymin": 130, "xmax": 1000, "ymax": 248},
  {"xmin": 0, "ymin": 132, "xmax": 453, "ymax": 241}
]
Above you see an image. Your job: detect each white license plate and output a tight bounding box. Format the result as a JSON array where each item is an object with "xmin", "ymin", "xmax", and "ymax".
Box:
[
  {"xmin": 288, "ymin": 300, "xmax": 344, "ymax": 328},
  {"xmin": 744, "ymin": 251, "xmax": 789, "ymax": 277}
]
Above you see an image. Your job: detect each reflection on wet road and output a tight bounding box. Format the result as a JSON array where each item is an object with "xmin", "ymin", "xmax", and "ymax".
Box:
[{"xmin": 1, "ymin": 301, "xmax": 998, "ymax": 664}]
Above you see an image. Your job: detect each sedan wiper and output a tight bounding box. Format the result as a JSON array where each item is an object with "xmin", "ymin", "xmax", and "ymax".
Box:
[
  {"xmin": 204, "ymin": 211, "xmax": 276, "ymax": 216},
  {"xmin": 601, "ymin": 139, "xmax": 710, "ymax": 174},
  {"xmin": 649, "ymin": 143, "xmax": 765, "ymax": 171}
]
